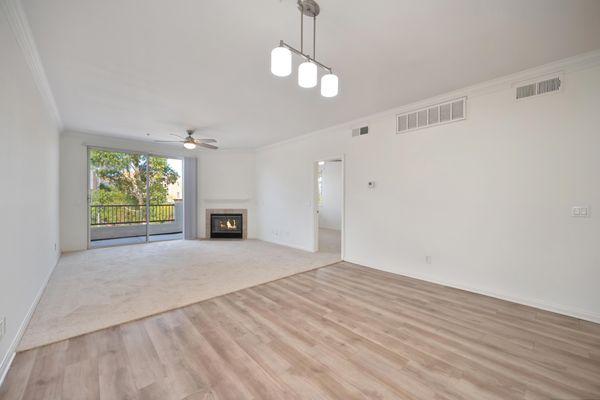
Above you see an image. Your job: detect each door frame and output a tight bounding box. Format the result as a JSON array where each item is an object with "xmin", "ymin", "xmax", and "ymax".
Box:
[
  {"xmin": 312, "ymin": 154, "xmax": 345, "ymax": 259},
  {"xmin": 86, "ymin": 146, "xmax": 185, "ymax": 249}
]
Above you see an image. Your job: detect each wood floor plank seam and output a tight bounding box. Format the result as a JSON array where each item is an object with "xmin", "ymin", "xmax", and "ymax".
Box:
[
  {"xmin": 308, "ymin": 268, "xmax": 595, "ymax": 368},
  {"xmin": 251, "ymin": 283, "xmax": 487, "ymax": 400},
  {"xmin": 314, "ymin": 266, "xmax": 594, "ymax": 368},
  {"xmin": 277, "ymin": 275, "xmax": 536, "ymax": 399},
  {"xmin": 322, "ymin": 266, "xmax": 600, "ymax": 346},
  {"xmin": 240, "ymin": 287, "xmax": 426, "ymax": 399},
  {"xmin": 229, "ymin": 290, "xmax": 371, "ymax": 399},
  {"xmin": 290, "ymin": 277, "xmax": 590, "ymax": 391}
]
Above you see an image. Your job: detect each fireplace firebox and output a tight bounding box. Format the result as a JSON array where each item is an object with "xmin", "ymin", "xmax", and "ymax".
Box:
[{"xmin": 210, "ymin": 213, "xmax": 243, "ymax": 239}]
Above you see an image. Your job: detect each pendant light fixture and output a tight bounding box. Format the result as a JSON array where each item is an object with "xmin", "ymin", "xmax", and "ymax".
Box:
[
  {"xmin": 298, "ymin": 61, "xmax": 317, "ymax": 88},
  {"xmin": 270, "ymin": 46, "xmax": 292, "ymax": 77},
  {"xmin": 320, "ymin": 73, "xmax": 338, "ymax": 97},
  {"xmin": 270, "ymin": 0, "xmax": 338, "ymax": 97}
]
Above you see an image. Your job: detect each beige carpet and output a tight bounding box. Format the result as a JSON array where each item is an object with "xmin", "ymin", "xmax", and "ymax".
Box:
[{"xmin": 19, "ymin": 238, "xmax": 340, "ymax": 351}]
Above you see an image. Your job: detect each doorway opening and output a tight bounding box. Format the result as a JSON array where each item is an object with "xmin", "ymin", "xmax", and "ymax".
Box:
[
  {"xmin": 314, "ymin": 157, "xmax": 343, "ymax": 258},
  {"xmin": 88, "ymin": 148, "xmax": 184, "ymax": 248}
]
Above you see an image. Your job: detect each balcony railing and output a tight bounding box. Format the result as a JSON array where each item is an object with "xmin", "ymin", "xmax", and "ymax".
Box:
[{"xmin": 90, "ymin": 204, "xmax": 175, "ymax": 226}]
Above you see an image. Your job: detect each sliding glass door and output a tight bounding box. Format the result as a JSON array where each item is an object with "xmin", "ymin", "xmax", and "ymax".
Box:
[
  {"xmin": 147, "ymin": 156, "xmax": 183, "ymax": 242},
  {"xmin": 88, "ymin": 148, "xmax": 183, "ymax": 248}
]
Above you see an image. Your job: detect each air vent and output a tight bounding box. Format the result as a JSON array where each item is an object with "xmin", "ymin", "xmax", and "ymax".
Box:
[
  {"xmin": 538, "ymin": 77, "xmax": 561, "ymax": 95},
  {"xmin": 516, "ymin": 83, "xmax": 536, "ymax": 99},
  {"xmin": 397, "ymin": 97, "xmax": 466, "ymax": 134},
  {"xmin": 351, "ymin": 125, "xmax": 369, "ymax": 137},
  {"xmin": 515, "ymin": 75, "xmax": 562, "ymax": 100}
]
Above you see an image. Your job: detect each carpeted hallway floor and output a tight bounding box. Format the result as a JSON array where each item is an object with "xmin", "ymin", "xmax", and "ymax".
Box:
[{"xmin": 19, "ymin": 236, "xmax": 341, "ymax": 350}]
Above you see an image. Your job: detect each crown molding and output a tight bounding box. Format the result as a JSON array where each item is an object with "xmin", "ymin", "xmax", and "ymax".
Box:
[
  {"xmin": 1, "ymin": 0, "xmax": 62, "ymax": 130},
  {"xmin": 62, "ymin": 128, "xmax": 257, "ymax": 153},
  {"xmin": 259, "ymin": 49, "xmax": 600, "ymax": 151}
]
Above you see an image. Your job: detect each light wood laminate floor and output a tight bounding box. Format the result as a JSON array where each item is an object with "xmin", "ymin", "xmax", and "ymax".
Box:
[{"xmin": 2, "ymin": 262, "xmax": 600, "ymax": 399}]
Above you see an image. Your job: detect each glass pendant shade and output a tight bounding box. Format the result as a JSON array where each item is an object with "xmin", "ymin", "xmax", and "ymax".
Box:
[
  {"xmin": 320, "ymin": 73, "xmax": 339, "ymax": 97},
  {"xmin": 183, "ymin": 142, "xmax": 196, "ymax": 150},
  {"xmin": 298, "ymin": 61, "xmax": 317, "ymax": 88},
  {"xmin": 270, "ymin": 46, "xmax": 292, "ymax": 77}
]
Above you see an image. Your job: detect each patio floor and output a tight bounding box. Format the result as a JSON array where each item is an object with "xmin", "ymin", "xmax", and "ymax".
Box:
[{"xmin": 89, "ymin": 232, "xmax": 183, "ymax": 248}]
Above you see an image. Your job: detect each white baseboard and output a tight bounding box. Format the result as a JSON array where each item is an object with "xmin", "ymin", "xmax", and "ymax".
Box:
[
  {"xmin": 319, "ymin": 226, "xmax": 342, "ymax": 232},
  {"xmin": 0, "ymin": 255, "xmax": 59, "ymax": 388},
  {"xmin": 0, "ymin": 352, "xmax": 15, "ymax": 390},
  {"xmin": 347, "ymin": 258, "xmax": 600, "ymax": 325}
]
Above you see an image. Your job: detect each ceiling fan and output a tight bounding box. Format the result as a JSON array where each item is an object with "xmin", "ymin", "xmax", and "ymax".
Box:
[{"xmin": 154, "ymin": 129, "xmax": 218, "ymax": 150}]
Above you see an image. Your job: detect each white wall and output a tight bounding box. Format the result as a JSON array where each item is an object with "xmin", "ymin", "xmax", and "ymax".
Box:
[
  {"xmin": 60, "ymin": 131, "xmax": 256, "ymax": 251},
  {"xmin": 256, "ymin": 54, "xmax": 600, "ymax": 322},
  {"xmin": 318, "ymin": 162, "xmax": 342, "ymax": 230},
  {"xmin": 0, "ymin": 11, "xmax": 60, "ymax": 381},
  {"xmin": 198, "ymin": 151, "xmax": 256, "ymax": 239}
]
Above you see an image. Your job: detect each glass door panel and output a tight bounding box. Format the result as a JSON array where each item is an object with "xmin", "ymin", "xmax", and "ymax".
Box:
[
  {"xmin": 147, "ymin": 156, "xmax": 183, "ymax": 242},
  {"xmin": 88, "ymin": 149, "xmax": 148, "ymax": 248}
]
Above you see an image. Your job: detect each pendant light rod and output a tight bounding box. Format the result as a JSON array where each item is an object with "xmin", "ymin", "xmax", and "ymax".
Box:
[
  {"xmin": 313, "ymin": 15, "xmax": 316, "ymax": 59},
  {"xmin": 278, "ymin": 40, "xmax": 332, "ymax": 73},
  {"xmin": 300, "ymin": 3, "xmax": 304, "ymax": 53}
]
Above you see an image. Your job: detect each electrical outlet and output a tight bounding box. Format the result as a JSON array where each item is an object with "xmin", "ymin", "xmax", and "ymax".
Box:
[
  {"xmin": 0, "ymin": 317, "xmax": 6, "ymax": 342},
  {"xmin": 425, "ymin": 255, "xmax": 432, "ymax": 265}
]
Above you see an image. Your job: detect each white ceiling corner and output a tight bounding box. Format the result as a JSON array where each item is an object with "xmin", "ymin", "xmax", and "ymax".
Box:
[{"xmin": 1, "ymin": 0, "xmax": 62, "ymax": 130}]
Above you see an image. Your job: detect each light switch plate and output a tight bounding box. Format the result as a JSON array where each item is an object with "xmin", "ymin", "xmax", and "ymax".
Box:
[{"xmin": 572, "ymin": 206, "xmax": 591, "ymax": 218}]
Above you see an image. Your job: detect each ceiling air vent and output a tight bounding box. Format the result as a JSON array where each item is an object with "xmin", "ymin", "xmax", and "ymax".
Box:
[
  {"xmin": 515, "ymin": 75, "xmax": 562, "ymax": 100},
  {"xmin": 516, "ymin": 83, "xmax": 536, "ymax": 99},
  {"xmin": 397, "ymin": 97, "xmax": 466, "ymax": 134},
  {"xmin": 352, "ymin": 125, "xmax": 369, "ymax": 137}
]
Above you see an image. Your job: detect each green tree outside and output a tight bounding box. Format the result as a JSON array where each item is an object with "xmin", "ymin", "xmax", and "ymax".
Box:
[{"xmin": 90, "ymin": 150, "xmax": 180, "ymax": 224}]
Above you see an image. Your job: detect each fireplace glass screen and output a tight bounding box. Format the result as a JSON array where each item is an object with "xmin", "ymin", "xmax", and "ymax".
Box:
[{"xmin": 210, "ymin": 214, "xmax": 243, "ymax": 238}]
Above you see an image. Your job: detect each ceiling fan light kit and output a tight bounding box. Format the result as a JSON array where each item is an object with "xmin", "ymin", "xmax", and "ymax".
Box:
[
  {"xmin": 271, "ymin": 0, "xmax": 338, "ymax": 97},
  {"xmin": 154, "ymin": 129, "xmax": 218, "ymax": 150}
]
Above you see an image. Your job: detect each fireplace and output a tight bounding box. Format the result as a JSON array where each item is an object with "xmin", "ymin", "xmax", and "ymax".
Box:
[
  {"xmin": 210, "ymin": 213, "xmax": 243, "ymax": 239},
  {"xmin": 206, "ymin": 208, "xmax": 247, "ymax": 239}
]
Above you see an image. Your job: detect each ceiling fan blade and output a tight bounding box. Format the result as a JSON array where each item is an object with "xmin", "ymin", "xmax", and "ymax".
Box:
[
  {"xmin": 169, "ymin": 133, "xmax": 185, "ymax": 139},
  {"xmin": 193, "ymin": 138, "xmax": 217, "ymax": 144},
  {"xmin": 198, "ymin": 143, "xmax": 218, "ymax": 150},
  {"xmin": 154, "ymin": 140, "xmax": 183, "ymax": 143}
]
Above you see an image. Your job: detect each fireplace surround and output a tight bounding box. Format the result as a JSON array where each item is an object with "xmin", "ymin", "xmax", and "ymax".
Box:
[{"xmin": 205, "ymin": 208, "xmax": 247, "ymax": 239}]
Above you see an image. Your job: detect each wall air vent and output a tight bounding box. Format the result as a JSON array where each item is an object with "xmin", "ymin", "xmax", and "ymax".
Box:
[
  {"xmin": 396, "ymin": 97, "xmax": 466, "ymax": 134},
  {"xmin": 351, "ymin": 125, "xmax": 369, "ymax": 137},
  {"xmin": 515, "ymin": 75, "xmax": 562, "ymax": 100}
]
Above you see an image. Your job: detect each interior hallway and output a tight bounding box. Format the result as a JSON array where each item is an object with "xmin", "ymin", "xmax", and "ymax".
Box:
[{"xmin": 319, "ymin": 228, "xmax": 341, "ymax": 255}]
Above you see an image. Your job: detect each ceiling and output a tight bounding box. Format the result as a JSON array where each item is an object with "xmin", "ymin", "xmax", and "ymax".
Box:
[{"xmin": 22, "ymin": 0, "xmax": 600, "ymax": 148}]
